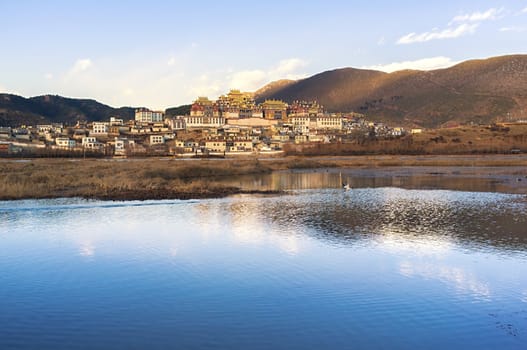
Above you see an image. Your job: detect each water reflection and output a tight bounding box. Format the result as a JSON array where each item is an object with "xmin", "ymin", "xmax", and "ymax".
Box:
[
  {"xmin": 225, "ymin": 167, "xmax": 527, "ymax": 194},
  {"xmin": 1, "ymin": 181, "xmax": 526, "ymax": 349},
  {"xmin": 399, "ymin": 261, "xmax": 491, "ymax": 301},
  {"xmin": 250, "ymin": 188, "xmax": 527, "ymax": 254}
]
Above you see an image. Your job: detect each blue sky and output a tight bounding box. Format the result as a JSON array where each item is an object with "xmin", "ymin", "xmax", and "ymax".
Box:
[{"xmin": 1, "ymin": 0, "xmax": 526, "ymax": 109}]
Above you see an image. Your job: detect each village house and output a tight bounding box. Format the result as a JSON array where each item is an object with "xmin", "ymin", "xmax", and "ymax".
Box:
[
  {"xmin": 55, "ymin": 137, "xmax": 76, "ymax": 148},
  {"xmin": 12, "ymin": 128, "xmax": 32, "ymax": 141},
  {"xmin": 316, "ymin": 116, "xmax": 342, "ymax": 131},
  {"xmin": 149, "ymin": 135, "xmax": 165, "ymax": 145},
  {"xmin": 82, "ymin": 136, "xmax": 104, "ymax": 151},
  {"xmin": 308, "ymin": 134, "xmax": 331, "ymax": 143},
  {"xmin": 227, "ymin": 140, "xmax": 253, "ymax": 152},
  {"xmin": 166, "ymin": 116, "xmax": 186, "ymax": 130},
  {"xmin": 174, "ymin": 140, "xmax": 196, "ymax": 153},
  {"xmin": 91, "ymin": 122, "xmax": 109, "ymax": 135},
  {"xmin": 135, "ymin": 108, "xmax": 164, "ymax": 123},
  {"xmin": 0, "ymin": 127, "xmax": 12, "ymax": 139},
  {"xmin": 114, "ymin": 137, "xmax": 135, "ymax": 156},
  {"xmin": 204, "ymin": 140, "xmax": 226, "ymax": 153},
  {"xmin": 295, "ymin": 134, "xmax": 309, "ymax": 144},
  {"xmin": 184, "ymin": 116, "xmax": 225, "ymax": 129},
  {"xmin": 72, "ymin": 128, "xmax": 89, "ymax": 140},
  {"xmin": 290, "ymin": 116, "xmax": 343, "ymax": 133},
  {"xmin": 109, "ymin": 117, "xmax": 124, "ymax": 126},
  {"xmin": 271, "ymin": 133, "xmax": 291, "ymax": 142},
  {"xmin": 390, "ymin": 127, "xmax": 405, "ymax": 137}
]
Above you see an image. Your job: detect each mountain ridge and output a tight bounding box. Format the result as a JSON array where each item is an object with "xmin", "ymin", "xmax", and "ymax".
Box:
[
  {"xmin": 1, "ymin": 54, "xmax": 526, "ymax": 128},
  {"xmin": 255, "ymin": 54, "xmax": 527, "ymax": 127},
  {"xmin": 0, "ymin": 94, "xmax": 136, "ymax": 127}
]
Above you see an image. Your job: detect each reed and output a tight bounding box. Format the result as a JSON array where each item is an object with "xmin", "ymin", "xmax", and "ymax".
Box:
[{"xmin": 1, "ymin": 155, "xmax": 526, "ymax": 200}]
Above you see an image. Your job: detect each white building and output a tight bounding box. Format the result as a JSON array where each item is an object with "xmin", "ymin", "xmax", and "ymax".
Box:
[
  {"xmin": 82, "ymin": 136, "xmax": 97, "ymax": 146},
  {"xmin": 184, "ymin": 116, "xmax": 225, "ymax": 129},
  {"xmin": 91, "ymin": 122, "xmax": 109, "ymax": 134},
  {"xmin": 149, "ymin": 135, "xmax": 165, "ymax": 145},
  {"xmin": 205, "ymin": 140, "xmax": 226, "ymax": 152},
  {"xmin": 291, "ymin": 116, "xmax": 342, "ymax": 133},
  {"xmin": 166, "ymin": 117, "xmax": 186, "ymax": 130},
  {"xmin": 135, "ymin": 108, "xmax": 164, "ymax": 123},
  {"xmin": 114, "ymin": 138, "xmax": 135, "ymax": 156},
  {"xmin": 110, "ymin": 117, "xmax": 124, "ymax": 126},
  {"xmin": 315, "ymin": 116, "xmax": 342, "ymax": 131},
  {"xmin": 55, "ymin": 137, "xmax": 76, "ymax": 148},
  {"xmin": 82, "ymin": 136, "xmax": 103, "ymax": 150},
  {"xmin": 290, "ymin": 116, "xmax": 311, "ymax": 133}
]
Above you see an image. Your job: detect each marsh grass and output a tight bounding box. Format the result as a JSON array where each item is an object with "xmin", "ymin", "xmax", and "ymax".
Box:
[
  {"xmin": 0, "ymin": 159, "xmax": 273, "ymax": 200},
  {"xmin": 1, "ymin": 155, "xmax": 526, "ymax": 200}
]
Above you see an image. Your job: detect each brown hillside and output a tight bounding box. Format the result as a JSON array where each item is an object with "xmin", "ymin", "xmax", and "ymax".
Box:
[
  {"xmin": 255, "ymin": 79, "xmax": 296, "ymax": 98},
  {"xmin": 257, "ymin": 55, "xmax": 527, "ymax": 128}
]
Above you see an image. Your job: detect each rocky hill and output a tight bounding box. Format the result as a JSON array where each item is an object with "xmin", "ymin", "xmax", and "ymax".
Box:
[{"xmin": 256, "ymin": 55, "xmax": 527, "ymax": 127}]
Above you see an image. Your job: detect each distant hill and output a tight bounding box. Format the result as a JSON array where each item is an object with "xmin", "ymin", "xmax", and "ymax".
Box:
[
  {"xmin": 255, "ymin": 55, "xmax": 527, "ymax": 127},
  {"xmin": 165, "ymin": 104, "xmax": 191, "ymax": 118},
  {"xmin": 254, "ymin": 79, "xmax": 296, "ymax": 99},
  {"xmin": 0, "ymin": 94, "xmax": 136, "ymax": 127},
  {"xmin": 3, "ymin": 55, "xmax": 527, "ymax": 128}
]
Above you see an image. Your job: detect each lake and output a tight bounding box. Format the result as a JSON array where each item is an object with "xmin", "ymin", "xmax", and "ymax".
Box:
[{"xmin": 1, "ymin": 170, "xmax": 526, "ymax": 349}]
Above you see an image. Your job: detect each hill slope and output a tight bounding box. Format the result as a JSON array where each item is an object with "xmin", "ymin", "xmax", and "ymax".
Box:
[
  {"xmin": 0, "ymin": 94, "xmax": 136, "ymax": 127},
  {"xmin": 256, "ymin": 55, "xmax": 527, "ymax": 127}
]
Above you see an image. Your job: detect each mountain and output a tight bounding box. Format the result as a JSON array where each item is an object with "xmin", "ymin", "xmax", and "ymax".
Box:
[
  {"xmin": 165, "ymin": 104, "xmax": 191, "ymax": 118},
  {"xmin": 2, "ymin": 55, "xmax": 526, "ymax": 128},
  {"xmin": 0, "ymin": 94, "xmax": 136, "ymax": 127},
  {"xmin": 255, "ymin": 55, "xmax": 527, "ymax": 127},
  {"xmin": 254, "ymin": 79, "xmax": 296, "ymax": 99}
]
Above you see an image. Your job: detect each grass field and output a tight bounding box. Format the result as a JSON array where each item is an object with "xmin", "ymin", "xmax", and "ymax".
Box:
[
  {"xmin": 285, "ymin": 125, "xmax": 527, "ymax": 156},
  {"xmin": 1, "ymin": 154, "xmax": 527, "ymax": 200}
]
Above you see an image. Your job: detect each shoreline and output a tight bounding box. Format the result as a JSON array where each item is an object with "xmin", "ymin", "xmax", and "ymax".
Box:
[{"xmin": 1, "ymin": 155, "xmax": 526, "ymax": 201}]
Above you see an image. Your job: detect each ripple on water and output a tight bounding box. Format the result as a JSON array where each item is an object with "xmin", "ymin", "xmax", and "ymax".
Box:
[{"xmin": 0, "ymin": 188, "xmax": 526, "ymax": 349}]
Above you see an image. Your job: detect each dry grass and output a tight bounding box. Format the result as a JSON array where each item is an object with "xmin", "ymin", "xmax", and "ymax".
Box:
[
  {"xmin": 0, "ymin": 159, "xmax": 272, "ymax": 200},
  {"xmin": 285, "ymin": 125, "xmax": 527, "ymax": 156},
  {"xmin": 1, "ymin": 154, "xmax": 527, "ymax": 200}
]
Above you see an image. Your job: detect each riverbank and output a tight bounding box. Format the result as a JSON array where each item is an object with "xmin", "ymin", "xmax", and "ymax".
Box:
[
  {"xmin": 1, "ymin": 155, "xmax": 526, "ymax": 200},
  {"xmin": 0, "ymin": 158, "xmax": 279, "ymax": 201}
]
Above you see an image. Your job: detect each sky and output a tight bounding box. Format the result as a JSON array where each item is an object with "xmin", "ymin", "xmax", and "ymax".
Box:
[{"xmin": 1, "ymin": 0, "xmax": 526, "ymax": 109}]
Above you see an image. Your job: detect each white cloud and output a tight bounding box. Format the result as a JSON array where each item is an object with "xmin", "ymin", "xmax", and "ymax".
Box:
[
  {"xmin": 228, "ymin": 70, "xmax": 267, "ymax": 91},
  {"xmin": 500, "ymin": 26, "xmax": 526, "ymax": 32},
  {"xmin": 450, "ymin": 8, "xmax": 503, "ymax": 24},
  {"xmin": 397, "ymin": 23, "xmax": 478, "ymax": 44},
  {"xmin": 43, "ymin": 54, "xmax": 305, "ymax": 109},
  {"xmin": 45, "ymin": 73, "xmax": 53, "ymax": 80},
  {"xmin": 521, "ymin": 7, "xmax": 527, "ymax": 14},
  {"xmin": 269, "ymin": 58, "xmax": 308, "ymax": 78},
  {"xmin": 363, "ymin": 56, "xmax": 459, "ymax": 73},
  {"xmin": 190, "ymin": 58, "xmax": 309, "ymax": 97},
  {"xmin": 227, "ymin": 58, "xmax": 308, "ymax": 92},
  {"xmin": 398, "ymin": 7, "xmax": 504, "ymax": 45},
  {"xmin": 69, "ymin": 58, "xmax": 93, "ymax": 74}
]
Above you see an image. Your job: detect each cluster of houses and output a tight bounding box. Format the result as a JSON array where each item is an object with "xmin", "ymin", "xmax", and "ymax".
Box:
[{"xmin": 0, "ymin": 90, "xmax": 408, "ymax": 157}]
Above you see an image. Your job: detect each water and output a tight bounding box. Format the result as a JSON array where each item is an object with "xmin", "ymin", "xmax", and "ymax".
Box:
[{"xmin": 1, "ymin": 173, "xmax": 527, "ymax": 349}]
